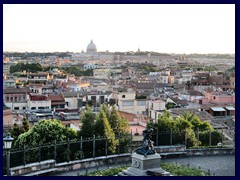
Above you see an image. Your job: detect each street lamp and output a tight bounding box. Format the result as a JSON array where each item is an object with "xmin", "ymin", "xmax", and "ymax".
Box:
[{"xmin": 3, "ymin": 133, "xmax": 14, "ymax": 176}]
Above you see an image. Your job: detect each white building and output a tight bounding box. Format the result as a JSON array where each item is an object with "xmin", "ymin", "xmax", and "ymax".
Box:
[
  {"xmin": 147, "ymin": 99, "xmax": 166, "ymax": 120},
  {"xmin": 113, "ymin": 90, "xmax": 148, "ymax": 115},
  {"xmin": 27, "ymin": 94, "xmax": 51, "ymax": 110}
]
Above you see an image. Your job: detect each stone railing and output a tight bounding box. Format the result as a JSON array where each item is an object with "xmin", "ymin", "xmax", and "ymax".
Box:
[{"xmin": 10, "ymin": 154, "xmax": 131, "ymax": 176}]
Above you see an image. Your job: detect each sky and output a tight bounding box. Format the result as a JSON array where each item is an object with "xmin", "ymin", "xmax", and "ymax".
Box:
[{"xmin": 3, "ymin": 4, "xmax": 235, "ymax": 54}]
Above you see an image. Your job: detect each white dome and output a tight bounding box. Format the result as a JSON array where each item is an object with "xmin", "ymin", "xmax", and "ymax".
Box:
[{"xmin": 86, "ymin": 40, "xmax": 97, "ymax": 53}]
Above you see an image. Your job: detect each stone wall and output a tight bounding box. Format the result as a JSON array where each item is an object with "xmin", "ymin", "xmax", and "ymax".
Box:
[
  {"xmin": 10, "ymin": 154, "xmax": 131, "ymax": 176},
  {"xmin": 10, "ymin": 160, "xmax": 55, "ymax": 176},
  {"xmin": 54, "ymin": 153, "xmax": 131, "ymax": 173},
  {"xmin": 10, "ymin": 148, "xmax": 235, "ymax": 176},
  {"xmin": 186, "ymin": 148, "xmax": 235, "ymax": 156},
  {"xmin": 155, "ymin": 145, "xmax": 186, "ymax": 153}
]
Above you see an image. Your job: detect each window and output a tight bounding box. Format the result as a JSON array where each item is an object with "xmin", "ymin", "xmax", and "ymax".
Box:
[
  {"xmin": 122, "ymin": 95, "xmax": 126, "ymax": 98},
  {"xmin": 91, "ymin": 96, "xmax": 96, "ymax": 102},
  {"xmin": 122, "ymin": 101, "xmax": 134, "ymax": 107},
  {"xmin": 14, "ymin": 107, "xmax": 19, "ymax": 110},
  {"xmin": 38, "ymin": 107, "xmax": 44, "ymax": 109},
  {"xmin": 22, "ymin": 107, "xmax": 26, "ymax": 110},
  {"xmin": 10, "ymin": 97, "xmax": 13, "ymax": 102},
  {"xmin": 6, "ymin": 97, "xmax": 9, "ymax": 102},
  {"xmin": 45, "ymin": 106, "xmax": 49, "ymax": 109},
  {"xmin": 31, "ymin": 107, "xmax": 36, "ymax": 110},
  {"xmin": 213, "ymin": 96, "xmax": 216, "ymax": 100},
  {"xmin": 137, "ymin": 101, "xmax": 146, "ymax": 106},
  {"xmin": 15, "ymin": 97, "xmax": 17, "ymax": 102}
]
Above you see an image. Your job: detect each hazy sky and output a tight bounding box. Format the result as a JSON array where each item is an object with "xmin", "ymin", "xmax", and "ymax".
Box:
[{"xmin": 3, "ymin": 4, "xmax": 235, "ymax": 54}]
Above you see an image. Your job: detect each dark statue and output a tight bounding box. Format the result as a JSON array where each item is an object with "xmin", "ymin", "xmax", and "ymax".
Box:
[{"xmin": 135, "ymin": 128, "xmax": 156, "ymax": 157}]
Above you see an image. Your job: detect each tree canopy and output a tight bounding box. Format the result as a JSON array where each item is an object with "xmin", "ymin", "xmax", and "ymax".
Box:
[
  {"xmin": 10, "ymin": 63, "xmax": 43, "ymax": 73},
  {"xmin": 14, "ymin": 119, "xmax": 77, "ymax": 148},
  {"xmin": 147, "ymin": 111, "xmax": 221, "ymax": 147}
]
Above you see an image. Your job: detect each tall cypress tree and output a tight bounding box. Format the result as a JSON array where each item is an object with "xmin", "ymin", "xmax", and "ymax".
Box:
[
  {"xmin": 109, "ymin": 106, "xmax": 129, "ymax": 135},
  {"xmin": 79, "ymin": 106, "xmax": 95, "ymax": 138},
  {"xmin": 95, "ymin": 110, "xmax": 117, "ymax": 153}
]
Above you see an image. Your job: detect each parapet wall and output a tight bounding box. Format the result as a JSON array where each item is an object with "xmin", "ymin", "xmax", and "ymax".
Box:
[
  {"xmin": 186, "ymin": 148, "xmax": 235, "ymax": 156},
  {"xmin": 54, "ymin": 153, "xmax": 131, "ymax": 173},
  {"xmin": 9, "ymin": 147, "xmax": 235, "ymax": 176}
]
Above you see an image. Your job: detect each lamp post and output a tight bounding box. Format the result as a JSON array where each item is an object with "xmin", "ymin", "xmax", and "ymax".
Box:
[{"xmin": 3, "ymin": 133, "xmax": 14, "ymax": 176}]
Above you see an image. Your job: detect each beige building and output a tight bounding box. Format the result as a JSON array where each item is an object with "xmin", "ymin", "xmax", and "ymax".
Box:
[
  {"xmin": 93, "ymin": 68, "xmax": 122, "ymax": 79},
  {"xmin": 3, "ymin": 108, "xmax": 14, "ymax": 129},
  {"xmin": 147, "ymin": 100, "xmax": 166, "ymax": 120},
  {"xmin": 113, "ymin": 90, "xmax": 148, "ymax": 115}
]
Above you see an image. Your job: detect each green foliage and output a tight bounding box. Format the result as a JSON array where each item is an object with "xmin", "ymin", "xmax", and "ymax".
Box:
[
  {"xmin": 102, "ymin": 104, "xmax": 111, "ymax": 120},
  {"xmin": 175, "ymin": 117, "xmax": 192, "ymax": 130},
  {"xmin": 147, "ymin": 111, "xmax": 216, "ymax": 147},
  {"xmin": 10, "ymin": 63, "xmax": 43, "ymax": 73},
  {"xmin": 160, "ymin": 163, "xmax": 210, "ymax": 176},
  {"xmin": 199, "ymin": 130, "xmax": 223, "ymax": 146},
  {"xmin": 166, "ymin": 102, "xmax": 175, "ymax": 109},
  {"xmin": 81, "ymin": 166, "xmax": 128, "ymax": 176},
  {"xmin": 64, "ymin": 128, "xmax": 78, "ymax": 140},
  {"xmin": 10, "ymin": 118, "xmax": 30, "ymax": 145},
  {"xmin": 95, "ymin": 110, "xmax": 117, "ymax": 153},
  {"xmin": 79, "ymin": 107, "xmax": 95, "ymax": 138},
  {"xmin": 14, "ymin": 119, "xmax": 75, "ymax": 148},
  {"xmin": 10, "ymin": 123, "xmax": 24, "ymax": 141},
  {"xmin": 22, "ymin": 117, "xmax": 30, "ymax": 132},
  {"xmin": 143, "ymin": 66, "xmax": 157, "ymax": 72},
  {"xmin": 81, "ymin": 163, "xmax": 210, "ymax": 176},
  {"xmin": 62, "ymin": 66, "xmax": 93, "ymax": 76}
]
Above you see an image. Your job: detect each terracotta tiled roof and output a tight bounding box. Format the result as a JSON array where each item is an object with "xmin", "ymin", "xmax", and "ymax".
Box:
[
  {"xmin": 29, "ymin": 94, "xmax": 48, "ymax": 101},
  {"xmin": 48, "ymin": 95, "xmax": 65, "ymax": 102},
  {"xmin": 4, "ymin": 87, "xmax": 30, "ymax": 94},
  {"xmin": 118, "ymin": 111, "xmax": 136, "ymax": 122}
]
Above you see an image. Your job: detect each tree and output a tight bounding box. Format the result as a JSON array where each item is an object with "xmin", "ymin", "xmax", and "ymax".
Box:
[
  {"xmin": 79, "ymin": 106, "xmax": 95, "ymax": 138},
  {"xmin": 22, "ymin": 117, "xmax": 30, "ymax": 132},
  {"xmin": 166, "ymin": 102, "xmax": 175, "ymax": 109},
  {"xmin": 64, "ymin": 128, "xmax": 78, "ymax": 140},
  {"xmin": 10, "ymin": 123, "xmax": 24, "ymax": 141},
  {"xmin": 108, "ymin": 106, "xmax": 119, "ymax": 134},
  {"xmin": 10, "ymin": 62, "xmax": 43, "ymax": 73},
  {"xmin": 199, "ymin": 130, "xmax": 223, "ymax": 146},
  {"xmin": 102, "ymin": 104, "xmax": 110, "ymax": 120},
  {"xmin": 199, "ymin": 121, "xmax": 213, "ymax": 132},
  {"xmin": 95, "ymin": 110, "xmax": 117, "ymax": 153},
  {"xmin": 14, "ymin": 119, "xmax": 73, "ymax": 148},
  {"xmin": 174, "ymin": 116, "xmax": 198, "ymax": 147},
  {"xmin": 147, "ymin": 111, "xmax": 176, "ymax": 146}
]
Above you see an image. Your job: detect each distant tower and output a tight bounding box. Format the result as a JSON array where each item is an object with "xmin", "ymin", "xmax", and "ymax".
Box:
[{"xmin": 138, "ymin": 45, "xmax": 140, "ymax": 53}]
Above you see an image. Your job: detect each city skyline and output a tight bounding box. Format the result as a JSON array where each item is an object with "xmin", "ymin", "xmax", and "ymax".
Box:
[{"xmin": 3, "ymin": 4, "xmax": 235, "ymax": 54}]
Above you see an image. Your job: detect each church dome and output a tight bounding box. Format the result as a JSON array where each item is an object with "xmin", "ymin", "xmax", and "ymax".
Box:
[{"xmin": 86, "ymin": 40, "xmax": 97, "ymax": 53}]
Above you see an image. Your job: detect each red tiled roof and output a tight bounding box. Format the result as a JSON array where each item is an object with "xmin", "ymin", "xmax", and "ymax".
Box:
[
  {"xmin": 29, "ymin": 94, "xmax": 48, "ymax": 101},
  {"xmin": 4, "ymin": 87, "xmax": 30, "ymax": 94},
  {"xmin": 118, "ymin": 111, "xmax": 136, "ymax": 122},
  {"xmin": 48, "ymin": 95, "xmax": 65, "ymax": 102}
]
